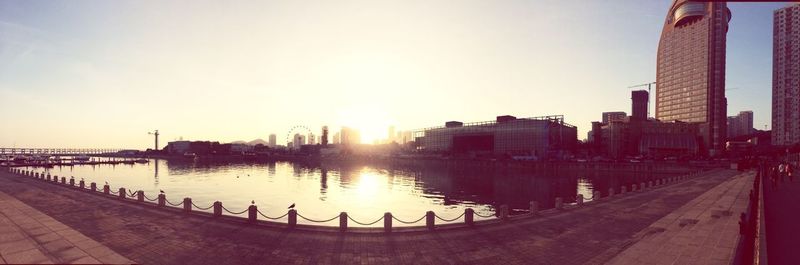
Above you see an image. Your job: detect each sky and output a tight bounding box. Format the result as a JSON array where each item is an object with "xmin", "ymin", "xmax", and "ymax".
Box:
[{"xmin": 0, "ymin": 1, "xmax": 789, "ymax": 149}]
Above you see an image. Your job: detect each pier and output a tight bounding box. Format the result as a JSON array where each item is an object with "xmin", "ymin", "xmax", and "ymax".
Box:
[{"xmin": 0, "ymin": 167, "xmax": 752, "ymax": 264}]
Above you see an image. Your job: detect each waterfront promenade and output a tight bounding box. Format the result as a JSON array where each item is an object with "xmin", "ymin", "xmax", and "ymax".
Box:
[{"xmin": 0, "ymin": 169, "xmax": 745, "ymax": 264}]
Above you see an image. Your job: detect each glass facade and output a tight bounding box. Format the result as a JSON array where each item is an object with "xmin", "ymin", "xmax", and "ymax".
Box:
[{"xmin": 656, "ymin": 0, "xmax": 730, "ymax": 155}]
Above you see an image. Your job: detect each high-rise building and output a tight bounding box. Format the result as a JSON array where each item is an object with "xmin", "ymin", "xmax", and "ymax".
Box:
[
  {"xmin": 321, "ymin": 126, "xmax": 329, "ymax": 146},
  {"xmin": 292, "ymin": 134, "xmax": 306, "ymax": 150},
  {"xmin": 268, "ymin": 134, "xmax": 277, "ymax": 147},
  {"xmin": 388, "ymin": 126, "xmax": 396, "ymax": 143},
  {"xmin": 631, "ymin": 90, "xmax": 649, "ymax": 121},
  {"xmin": 333, "ymin": 132, "xmax": 341, "ymax": 145},
  {"xmin": 727, "ymin": 111, "xmax": 754, "ymax": 139},
  {"xmin": 656, "ymin": 0, "xmax": 731, "ymax": 156},
  {"xmin": 773, "ymin": 4, "xmax": 800, "ymax": 146},
  {"xmin": 340, "ymin": 127, "xmax": 360, "ymax": 145},
  {"xmin": 308, "ymin": 132, "xmax": 316, "ymax": 145},
  {"xmin": 602, "ymin": 112, "xmax": 627, "ymax": 124}
]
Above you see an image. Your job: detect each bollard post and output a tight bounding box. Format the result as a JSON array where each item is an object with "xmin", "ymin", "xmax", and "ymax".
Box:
[
  {"xmin": 426, "ymin": 211, "xmax": 435, "ymax": 230},
  {"xmin": 555, "ymin": 197, "xmax": 563, "ymax": 209},
  {"xmin": 648, "ymin": 181, "xmax": 653, "ymax": 188},
  {"xmin": 103, "ymin": 185, "xmax": 110, "ymax": 194},
  {"xmin": 79, "ymin": 180, "xmax": 85, "ymax": 189},
  {"xmin": 183, "ymin": 198, "xmax": 192, "ymax": 212},
  {"xmin": 46, "ymin": 174, "xmax": 51, "ymax": 181},
  {"xmin": 213, "ymin": 201, "xmax": 222, "ymax": 217},
  {"xmin": 640, "ymin": 182, "xmax": 646, "ymax": 191},
  {"xmin": 69, "ymin": 178, "xmax": 74, "ymax": 186},
  {"xmin": 465, "ymin": 208, "xmax": 475, "ymax": 226},
  {"xmin": 157, "ymin": 194, "xmax": 165, "ymax": 207},
  {"xmin": 384, "ymin": 212, "xmax": 392, "ymax": 233},
  {"xmin": 593, "ymin": 190, "xmax": 601, "ymax": 201},
  {"xmin": 118, "ymin": 188, "xmax": 125, "ymax": 199},
  {"xmin": 577, "ymin": 194, "xmax": 584, "ymax": 205},
  {"xmin": 61, "ymin": 177, "xmax": 66, "ymax": 184},
  {"xmin": 621, "ymin": 186, "xmax": 627, "ymax": 194},
  {"xmin": 248, "ymin": 205, "xmax": 257, "ymax": 223},
  {"xmin": 288, "ymin": 209, "xmax": 297, "ymax": 228},
  {"xmin": 499, "ymin": 205, "xmax": 509, "ymax": 220},
  {"xmin": 52, "ymin": 175, "xmax": 58, "ymax": 183},
  {"xmin": 529, "ymin": 201, "xmax": 539, "ymax": 215},
  {"xmin": 137, "ymin": 191, "xmax": 144, "ymax": 202},
  {"xmin": 609, "ymin": 188, "xmax": 615, "ymax": 197},
  {"xmin": 339, "ymin": 212, "xmax": 348, "ymax": 232},
  {"xmin": 90, "ymin": 182, "xmax": 97, "ymax": 192}
]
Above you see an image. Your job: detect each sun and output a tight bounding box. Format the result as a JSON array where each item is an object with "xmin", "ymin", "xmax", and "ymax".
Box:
[{"xmin": 337, "ymin": 105, "xmax": 393, "ymax": 144}]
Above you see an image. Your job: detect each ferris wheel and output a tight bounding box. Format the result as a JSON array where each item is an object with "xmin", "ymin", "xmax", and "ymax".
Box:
[{"xmin": 285, "ymin": 125, "xmax": 313, "ymax": 146}]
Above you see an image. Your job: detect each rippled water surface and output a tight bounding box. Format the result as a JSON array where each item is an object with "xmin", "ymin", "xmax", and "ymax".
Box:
[{"xmin": 24, "ymin": 159, "xmax": 675, "ymax": 227}]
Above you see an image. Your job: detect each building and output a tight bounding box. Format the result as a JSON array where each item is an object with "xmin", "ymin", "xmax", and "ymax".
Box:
[
  {"xmin": 656, "ymin": 0, "xmax": 731, "ymax": 156},
  {"xmin": 773, "ymin": 4, "xmax": 800, "ymax": 146},
  {"xmin": 268, "ymin": 134, "xmax": 277, "ymax": 147},
  {"xmin": 388, "ymin": 126, "xmax": 396, "ymax": 143},
  {"xmin": 727, "ymin": 110, "xmax": 754, "ymax": 139},
  {"xmin": 333, "ymin": 132, "xmax": 341, "ymax": 144},
  {"xmin": 308, "ymin": 132, "xmax": 316, "ymax": 145},
  {"xmin": 340, "ymin": 127, "xmax": 360, "ymax": 145},
  {"xmin": 602, "ymin": 112, "xmax": 627, "ymax": 124},
  {"xmin": 413, "ymin": 115, "xmax": 578, "ymax": 158},
  {"xmin": 599, "ymin": 119, "xmax": 701, "ymax": 158},
  {"xmin": 292, "ymin": 134, "xmax": 306, "ymax": 150},
  {"xmin": 321, "ymin": 126, "xmax": 329, "ymax": 146},
  {"xmin": 631, "ymin": 90, "xmax": 649, "ymax": 121}
]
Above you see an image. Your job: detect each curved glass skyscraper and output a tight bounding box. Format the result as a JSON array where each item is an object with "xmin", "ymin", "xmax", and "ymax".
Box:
[{"xmin": 656, "ymin": 0, "xmax": 731, "ymax": 156}]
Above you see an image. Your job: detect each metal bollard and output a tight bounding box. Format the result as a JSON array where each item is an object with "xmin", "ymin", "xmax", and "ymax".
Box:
[
  {"xmin": 90, "ymin": 182, "xmax": 97, "ymax": 192},
  {"xmin": 118, "ymin": 188, "xmax": 125, "ymax": 199},
  {"xmin": 499, "ymin": 205, "xmax": 509, "ymax": 220},
  {"xmin": 529, "ymin": 201, "xmax": 539, "ymax": 215},
  {"xmin": 425, "ymin": 211, "xmax": 435, "ymax": 231},
  {"xmin": 384, "ymin": 212, "xmax": 392, "ymax": 233},
  {"xmin": 609, "ymin": 188, "xmax": 615, "ymax": 197},
  {"xmin": 213, "ymin": 201, "xmax": 222, "ymax": 217},
  {"xmin": 183, "ymin": 198, "xmax": 192, "ymax": 212},
  {"xmin": 640, "ymin": 182, "xmax": 646, "ymax": 191},
  {"xmin": 46, "ymin": 174, "xmax": 51, "ymax": 181},
  {"xmin": 61, "ymin": 177, "xmax": 66, "ymax": 184},
  {"xmin": 555, "ymin": 197, "xmax": 563, "ymax": 209},
  {"xmin": 648, "ymin": 181, "xmax": 653, "ymax": 188},
  {"xmin": 103, "ymin": 185, "xmax": 110, "ymax": 194},
  {"xmin": 79, "ymin": 180, "xmax": 85, "ymax": 189},
  {"xmin": 577, "ymin": 194, "xmax": 584, "ymax": 205},
  {"xmin": 465, "ymin": 208, "xmax": 475, "ymax": 226},
  {"xmin": 137, "ymin": 191, "xmax": 144, "ymax": 202},
  {"xmin": 621, "ymin": 186, "xmax": 627, "ymax": 194},
  {"xmin": 157, "ymin": 194, "xmax": 165, "ymax": 207},
  {"xmin": 69, "ymin": 178, "xmax": 74, "ymax": 186},
  {"xmin": 248, "ymin": 205, "xmax": 257, "ymax": 222},
  {"xmin": 288, "ymin": 209, "xmax": 297, "ymax": 228},
  {"xmin": 340, "ymin": 212, "xmax": 348, "ymax": 232}
]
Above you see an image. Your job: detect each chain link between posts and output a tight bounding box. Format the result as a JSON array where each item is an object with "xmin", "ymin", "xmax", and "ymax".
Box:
[
  {"xmin": 165, "ymin": 199, "xmax": 183, "ymax": 207},
  {"xmin": 296, "ymin": 213, "xmax": 340, "ymax": 223},
  {"xmin": 192, "ymin": 202, "xmax": 214, "ymax": 211},
  {"xmin": 221, "ymin": 205, "xmax": 248, "ymax": 215},
  {"xmin": 434, "ymin": 212, "xmax": 466, "ymax": 223},
  {"xmin": 256, "ymin": 210, "xmax": 289, "ymax": 220},
  {"xmin": 347, "ymin": 215, "xmax": 384, "ymax": 226},
  {"xmin": 392, "ymin": 214, "xmax": 427, "ymax": 224}
]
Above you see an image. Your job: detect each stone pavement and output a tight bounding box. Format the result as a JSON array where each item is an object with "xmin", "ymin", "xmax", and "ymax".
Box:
[
  {"xmin": 0, "ymin": 191, "xmax": 134, "ymax": 264},
  {"xmin": 763, "ymin": 167, "xmax": 800, "ymax": 265},
  {"xmin": 607, "ymin": 170, "xmax": 754, "ymax": 265},
  {"xmin": 0, "ymin": 169, "xmax": 740, "ymax": 265}
]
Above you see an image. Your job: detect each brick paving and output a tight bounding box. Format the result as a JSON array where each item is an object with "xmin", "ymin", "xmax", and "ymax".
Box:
[
  {"xmin": 0, "ymin": 169, "xmax": 738, "ymax": 265},
  {"xmin": 607, "ymin": 171, "xmax": 754, "ymax": 265},
  {"xmin": 0, "ymin": 191, "xmax": 133, "ymax": 264}
]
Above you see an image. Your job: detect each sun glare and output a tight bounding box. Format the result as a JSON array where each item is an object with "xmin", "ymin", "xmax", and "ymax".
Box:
[{"xmin": 337, "ymin": 105, "xmax": 393, "ymax": 144}]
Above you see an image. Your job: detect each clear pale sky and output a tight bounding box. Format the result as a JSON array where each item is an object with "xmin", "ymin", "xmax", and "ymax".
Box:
[{"xmin": 0, "ymin": 1, "xmax": 787, "ymax": 149}]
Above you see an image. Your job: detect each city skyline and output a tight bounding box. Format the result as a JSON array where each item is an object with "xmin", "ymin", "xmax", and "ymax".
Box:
[{"xmin": 0, "ymin": 1, "xmax": 787, "ymax": 149}]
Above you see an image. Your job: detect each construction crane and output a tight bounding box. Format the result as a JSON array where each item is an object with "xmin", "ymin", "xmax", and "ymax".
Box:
[
  {"xmin": 148, "ymin": 130, "xmax": 160, "ymax": 151},
  {"xmin": 628, "ymin": 82, "xmax": 656, "ymax": 119}
]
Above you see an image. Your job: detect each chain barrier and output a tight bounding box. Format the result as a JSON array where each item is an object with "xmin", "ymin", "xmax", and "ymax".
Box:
[
  {"xmin": 221, "ymin": 205, "xmax": 248, "ymax": 215},
  {"xmin": 192, "ymin": 202, "xmax": 214, "ymax": 211},
  {"xmin": 296, "ymin": 213, "xmax": 339, "ymax": 223},
  {"xmin": 347, "ymin": 215, "xmax": 384, "ymax": 226},
  {"xmin": 165, "ymin": 199, "xmax": 183, "ymax": 207},
  {"xmin": 391, "ymin": 214, "xmax": 427, "ymax": 224},
  {"xmin": 143, "ymin": 193, "xmax": 158, "ymax": 202},
  {"xmin": 127, "ymin": 190, "xmax": 138, "ymax": 197},
  {"xmin": 256, "ymin": 210, "xmax": 289, "ymax": 220},
  {"xmin": 109, "ymin": 189, "xmax": 119, "ymax": 195},
  {"xmin": 434, "ymin": 212, "xmax": 466, "ymax": 223}
]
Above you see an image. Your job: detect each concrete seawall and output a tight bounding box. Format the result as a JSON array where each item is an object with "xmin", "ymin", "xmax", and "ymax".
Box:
[{"xmin": 0, "ymin": 168, "xmax": 745, "ymax": 264}]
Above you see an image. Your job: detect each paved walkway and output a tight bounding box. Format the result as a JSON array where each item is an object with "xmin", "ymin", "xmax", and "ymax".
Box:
[
  {"xmin": 607, "ymin": 171, "xmax": 754, "ymax": 265},
  {"xmin": 763, "ymin": 168, "xmax": 800, "ymax": 265},
  {"xmin": 0, "ymin": 169, "xmax": 739, "ymax": 265},
  {"xmin": 0, "ymin": 191, "xmax": 133, "ymax": 264}
]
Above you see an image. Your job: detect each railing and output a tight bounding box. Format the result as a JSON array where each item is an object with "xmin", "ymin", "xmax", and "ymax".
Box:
[
  {"xmin": 5, "ymin": 167, "xmax": 707, "ymax": 233},
  {"xmin": 733, "ymin": 166, "xmax": 762, "ymax": 265}
]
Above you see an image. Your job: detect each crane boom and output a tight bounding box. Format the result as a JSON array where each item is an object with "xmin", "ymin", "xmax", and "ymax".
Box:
[{"xmin": 148, "ymin": 130, "xmax": 159, "ymax": 151}]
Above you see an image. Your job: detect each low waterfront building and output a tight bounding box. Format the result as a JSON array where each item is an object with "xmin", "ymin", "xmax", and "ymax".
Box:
[
  {"xmin": 593, "ymin": 118, "xmax": 701, "ymax": 158},
  {"xmin": 413, "ymin": 115, "xmax": 578, "ymax": 158}
]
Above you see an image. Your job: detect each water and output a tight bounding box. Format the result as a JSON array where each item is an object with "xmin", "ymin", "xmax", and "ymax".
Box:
[{"xmin": 23, "ymin": 159, "xmax": 675, "ymax": 227}]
